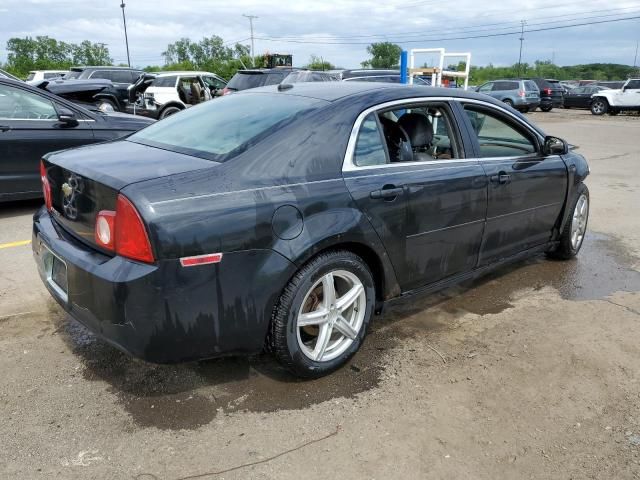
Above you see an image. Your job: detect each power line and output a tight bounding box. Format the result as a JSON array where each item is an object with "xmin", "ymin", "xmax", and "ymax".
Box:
[{"xmin": 255, "ymin": 14, "xmax": 640, "ymax": 45}]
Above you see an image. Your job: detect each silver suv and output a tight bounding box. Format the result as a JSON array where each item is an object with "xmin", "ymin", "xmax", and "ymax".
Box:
[{"xmin": 476, "ymin": 79, "xmax": 540, "ymax": 112}]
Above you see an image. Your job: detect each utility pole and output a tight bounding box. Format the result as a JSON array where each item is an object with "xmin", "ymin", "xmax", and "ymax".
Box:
[
  {"xmin": 634, "ymin": 40, "xmax": 639, "ymax": 74},
  {"xmin": 243, "ymin": 14, "xmax": 258, "ymax": 67},
  {"xmin": 517, "ymin": 20, "xmax": 527, "ymax": 77},
  {"xmin": 120, "ymin": 2, "xmax": 131, "ymax": 67}
]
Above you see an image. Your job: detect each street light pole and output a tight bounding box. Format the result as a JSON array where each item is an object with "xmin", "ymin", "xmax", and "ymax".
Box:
[
  {"xmin": 517, "ymin": 19, "xmax": 527, "ymax": 77},
  {"xmin": 242, "ymin": 14, "xmax": 258, "ymax": 67},
  {"xmin": 120, "ymin": 2, "xmax": 131, "ymax": 67}
]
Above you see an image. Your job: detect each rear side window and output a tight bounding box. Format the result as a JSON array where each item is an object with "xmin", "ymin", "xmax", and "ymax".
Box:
[
  {"xmin": 128, "ymin": 93, "xmax": 326, "ymax": 161},
  {"xmin": 227, "ymin": 72, "xmax": 266, "ymax": 90},
  {"xmin": 354, "ymin": 114, "xmax": 387, "ymax": 167},
  {"xmin": 152, "ymin": 76, "xmax": 178, "ymax": 87},
  {"xmin": 493, "ymin": 81, "xmax": 519, "ymax": 91},
  {"xmin": 26, "ymin": 73, "xmax": 36, "ymax": 81},
  {"xmin": 111, "ymin": 71, "xmax": 135, "ymax": 83}
]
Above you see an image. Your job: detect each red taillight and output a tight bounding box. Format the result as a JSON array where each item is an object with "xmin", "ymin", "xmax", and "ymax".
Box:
[
  {"xmin": 544, "ymin": 88, "xmax": 552, "ymax": 95},
  {"xmin": 93, "ymin": 194, "xmax": 155, "ymax": 263},
  {"xmin": 115, "ymin": 194, "xmax": 155, "ymax": 263},
  {"xmin": 519, "ymin": 90, "xmax": 525, "ymax": 97},
  {"xmin": 40, "ymin": 160, "xmax": 52, "ymax": 210}
]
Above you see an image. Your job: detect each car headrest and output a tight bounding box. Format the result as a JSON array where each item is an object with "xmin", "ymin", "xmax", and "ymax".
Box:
[
  {"xmin": 398, "ymin": 113, "xmax": 433, "ymax": 148},
  {"xmin": 379, "ymin": 116, "xmax": 413, "ymax": 163}
]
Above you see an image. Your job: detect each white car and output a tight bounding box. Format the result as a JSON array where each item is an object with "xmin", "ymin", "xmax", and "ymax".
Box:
[
  {"xmin": 25, "ymin": 70, "xmax": 68, "ymax": 84},
  {"xmin": 591, "ymin": 78, "xmax": 640, "ymax": 115},
  {"xmin": 127, "ymin": 71, "xmax": 227, "ymax": 119}
]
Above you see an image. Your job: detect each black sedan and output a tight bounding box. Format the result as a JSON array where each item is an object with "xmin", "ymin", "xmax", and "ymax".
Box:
[
  {"xmin": 0, "ymin": 78, "xmax": 153, "ymax": 202},
  {"xmin": 33, "ymin": 83, "xmax": 590, "ymax": 377},
  {"xmin": 563, "ymin": 85, "xmax": 610, "ymax": 109}
]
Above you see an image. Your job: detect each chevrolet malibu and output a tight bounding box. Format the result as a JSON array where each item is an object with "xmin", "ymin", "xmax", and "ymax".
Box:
[{"xmin": 33, "ymin": 82, "xmax": 590, "ymax": 378}]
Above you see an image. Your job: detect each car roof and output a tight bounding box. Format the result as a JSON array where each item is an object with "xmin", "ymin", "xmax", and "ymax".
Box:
[
  {"xmin": 151, "ymin": 71, "xmax": 219, "ymax": 77},
  {"xmin": 70, "ymin": 66, "xmax": 141, "ymax": 71},
  {"xmin": 239, "ymin": 81, "xmax": 501, "ymax": 103},
  {"xmin": 235, "ymin": 68, "xmax": 300, "ymax": 74}
]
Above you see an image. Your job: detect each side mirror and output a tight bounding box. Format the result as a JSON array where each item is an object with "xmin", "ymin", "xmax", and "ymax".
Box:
[
  {"xmin": 543, "ymin": 136, "xmax": 568, "ymax": 156},
  {"xmin": 57, "ymin": 108, "xmax": 79, "ymax": 127}
]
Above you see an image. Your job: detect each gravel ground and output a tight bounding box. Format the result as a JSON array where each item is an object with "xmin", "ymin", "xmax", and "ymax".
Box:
[{"xmin": 1, "ymin": 108, "xmax": 639, "ymax": 480}]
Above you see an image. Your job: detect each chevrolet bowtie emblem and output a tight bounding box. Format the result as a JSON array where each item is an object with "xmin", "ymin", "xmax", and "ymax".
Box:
[{"xmin": 61, "ymin": 183, "xmax": 73, "ymax": 198}]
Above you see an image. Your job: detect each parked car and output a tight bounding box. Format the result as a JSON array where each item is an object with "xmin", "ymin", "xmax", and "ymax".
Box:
[
  {"xmin": 591, "ymin": 78, "xmax": 640, "ymax": 115},
  {"xmin": 61, "ymin": 66, "xmax": 144, "ymax": 111},
  {"xmin": 0, "ymin": 78, "xmax": 153, "ymax": 202},
  {"xmin": 563, "ymin": 85, "xmax": 610, "ymax": 109},
  {"xmin": 524, "ymin": 78, "xmax": 564, "ymax": 111},
  {"xmin": 37, "ymin": 78, "xmax": 120, "ymax": 112},
  {"xmin": 223, "ymin": 68, "xmax": 297, "ymax": 94},
  {"xmin": 25, "ymin": 70, "xmax": 68, "ymax": 84},
  {"xmin": 127, "ymin": 71, "xmax": 227, "ymax": 119},
  {"xmin": 475, "ymin": 79, "xmax": 540, "ymax": 112},
  {"xmin": 34, "ymin": 82, "xmax": 590, "ymax": 377}
]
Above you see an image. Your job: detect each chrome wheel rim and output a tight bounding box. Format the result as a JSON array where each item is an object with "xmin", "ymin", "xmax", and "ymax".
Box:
[
  {"xmin": 296, "ymin": 270, "xmax": 366, "ymax": 362},
  {"xmin": 570, "ymin": 194, "xmax": 588, "ymax": 250},
  {"xmin": 593, "ymin": 101, "xmax": 604, "ymax": 114}
]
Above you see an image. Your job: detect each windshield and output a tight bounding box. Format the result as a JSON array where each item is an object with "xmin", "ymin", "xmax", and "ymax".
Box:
[
  {"xmin": 227, "ymin": 72, "xmax": 266, "ymax": 91},
  {"xmin": 128, "ymin": 92, "xmax": 326, "ymax": 161}
]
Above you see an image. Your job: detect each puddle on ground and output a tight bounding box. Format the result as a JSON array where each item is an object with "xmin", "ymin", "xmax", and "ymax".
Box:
[{"xmin": 51, "ymin": 231, "xmax": 639, "ymax": 430}]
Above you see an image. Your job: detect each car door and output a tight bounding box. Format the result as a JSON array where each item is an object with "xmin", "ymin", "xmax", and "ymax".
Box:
[
  {"xmin": 460, "ymin": 102, "xmax": 568, "ymax": 265},
  {"xmin": 0, "ymin": 82, "xmax": 94, "ymax": 199},
  {"xmin": 342, "ymin": 99, "xmax": 487, "ymax": 292},
  {"xmin": 618, "ymin": 79, "xmax": 640, "ymax": 107}
]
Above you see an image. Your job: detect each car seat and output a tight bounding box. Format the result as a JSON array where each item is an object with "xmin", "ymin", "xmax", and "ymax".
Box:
[{"xmin": 397, "ymin": 113, "xmax": 434, "ymax": 161}]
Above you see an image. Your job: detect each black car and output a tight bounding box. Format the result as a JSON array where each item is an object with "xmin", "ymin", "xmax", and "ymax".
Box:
[
  {"xmin": 0, "ymin": 78, "xmax": 153, "ymax": 202},
  {"xmin": 524, "ymin": 78, "xmax": 564, "ymax": 111},
  {"xmin": 564, "ymin": 85, "xmax": 610, "ymax": 109},
  {"xmin": 223, "ymin": 68, "xmax": 297, "ymax": 94},
  {"xmin": 34, "ymin": 83, "xmax": 590, "ymax": 377},
  {"xmin": 341, "ymin": 69, "xmax": 430, "ymax": 84},
  {"xmin": 62, "ymin": 66, "xmax": 144, "ymax": 111}
]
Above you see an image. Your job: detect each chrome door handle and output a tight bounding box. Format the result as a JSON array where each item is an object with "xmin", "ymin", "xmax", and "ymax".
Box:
[{"xmin": 490, "ymin": 173, "xmax": 511, "ymax": 184}]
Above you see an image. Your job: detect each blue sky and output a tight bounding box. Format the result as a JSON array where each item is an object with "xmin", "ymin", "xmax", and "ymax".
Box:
[{"xmin": 0, "ymin": 0, "xmax": 639, "ymax": 68}]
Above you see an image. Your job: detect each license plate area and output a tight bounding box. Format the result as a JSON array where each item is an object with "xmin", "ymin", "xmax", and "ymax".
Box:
[{"xmin": 40, "ymin": 242, "xmax": 69, "ymax": 303}]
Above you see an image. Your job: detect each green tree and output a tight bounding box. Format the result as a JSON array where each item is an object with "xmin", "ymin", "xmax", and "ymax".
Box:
[
  {"xmin": 304, "ymin": 54, "xmax": 335, "ymax": 71},
  {"xmin": 361, "ymin": 42, "xmax": 402, "ymax": 69}
]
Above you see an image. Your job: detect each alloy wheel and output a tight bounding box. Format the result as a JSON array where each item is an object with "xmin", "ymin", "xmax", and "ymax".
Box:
[
  {"xmin": 296, "ymin": 270, "xmax": 366, "ymax": 362},
  {"xmin": 570, "ymin": 194, "xmax": 588, "ymax": 250},
  {"xmin": 592, "ymin": 100, "xmax": 605, "ymax": 115}
]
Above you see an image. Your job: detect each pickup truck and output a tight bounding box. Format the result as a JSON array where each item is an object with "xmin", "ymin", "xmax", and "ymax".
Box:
[{"xmin": 591, "ymin": 78, "xmax": 640, "ymax": 115}]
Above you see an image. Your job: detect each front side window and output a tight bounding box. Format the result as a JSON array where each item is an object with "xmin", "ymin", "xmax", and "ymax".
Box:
[
  {"xmin": 626, "ymin": 80, "xmax": 640, "ymax": 89},
  {"xmin": 0, "ymin": 84, "xmax": 58, "ymax": 120},
  {"xmin": 464, "ymin": 106, "xmax": 537, "ymax": 158},
  {"xmin": 152, "ymin": 76, "xmax": 178, "ymax": 87},
  {"xmin": 478, "ymin": 83, "xmax": 493, "ymax": 93},
  {"xmin": 128, "ymin": 93, "xmax": 326, "ymax": 161},
  {"xmin": 354, "ymin": 114, "xmax": 387, "ymax": 167}
]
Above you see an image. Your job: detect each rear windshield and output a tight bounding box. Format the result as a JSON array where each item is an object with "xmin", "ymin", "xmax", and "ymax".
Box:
[
  {"xmin": 64, "ymin": 70, "xmax": 82, "ymax": 80},
  {"xmin": 128, "ymin": 93, "xmax": 326, "ymax": 161},
  {"xmin": 227, "ymin": 72, "xmax": 266, "ymax": 91}
]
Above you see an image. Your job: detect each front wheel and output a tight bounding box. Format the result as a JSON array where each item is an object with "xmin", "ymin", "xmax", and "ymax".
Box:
[
  {"xmin": 591, "ymin": 98, "xmax": 608, "ymax": 115},
  {"xmin": 159, "ymin": 106, "xmax": 182, "ymax": 119},
  {"xmin": 96, "ymin": 99, "xmax": 117, "ymax": 112},
  {"xmin": 503, "ymin": 99, "xmax": 514, "ymax": 107},
  {"xmin": 270, "ymin": 251, "xmax": 375, "ymax": 378},
  {"xmin": 547, "ymin": 184, "xmax": 589, "ymax": 260}
]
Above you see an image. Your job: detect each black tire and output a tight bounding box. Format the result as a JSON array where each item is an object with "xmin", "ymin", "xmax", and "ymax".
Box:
[
  {"xmin": 591, "ymin": 98, "xmax": 608, "ymax": 115},
  {"xmin": 547, "ymin": 183, "xmax": 589, "ymax": 260},
  {"xmin": 159, "ymin": 106, "xmax": 182, "ymax": 119},
  {"xmin": 96, "ymin": 98, "xmax": 117, "ymax": 112},
  {"xmin": 540, "ymin": 105, "xmax": 553, "ymax": 112},
  {"xmin": 270, "ymin": 250, "xmax": 375, "ymax": 378},
  {"xmin": 503, "ymin": 99, "xmax": 514, "ymax": 107}
]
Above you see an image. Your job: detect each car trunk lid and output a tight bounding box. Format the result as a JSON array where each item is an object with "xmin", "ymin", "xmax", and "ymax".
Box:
[{"xmin": 43, "ymin": 140, "xmax": 217, "ymax": 250}]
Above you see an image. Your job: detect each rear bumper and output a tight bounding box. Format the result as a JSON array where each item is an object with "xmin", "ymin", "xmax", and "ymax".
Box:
[
  {"xmin": 33, "ymin": 207, "xmax": 297, "ymax": 363},
  {"xmin": 541, "ymin": 97, "xmax": 564, "ymax": 108}
]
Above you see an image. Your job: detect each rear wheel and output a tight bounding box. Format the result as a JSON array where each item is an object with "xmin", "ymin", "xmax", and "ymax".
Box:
[
  {"xmin": 270, "ymin": 251, "xmax": 375, "ymax": 378},
  {"xmin": 547, "ymin": 184, "xmax": 589, "ymax": 260},
  {"xmin": 159, "ymin": 106, "xmax": 182, "ymax": 119},
  {"xmin": 96, "ymin": 99, "xmax": 117, "ymax": 112},
  {"xmin": 503, "ymin": 99, "xmax": 514, "ymax": 107},
  {"xmin": 591, "ymin": 98, "xmax": 608, "ymax": 115},
  {"xmin": 540, "ymin": 105, "xmax": 553, "ymax": 112}
]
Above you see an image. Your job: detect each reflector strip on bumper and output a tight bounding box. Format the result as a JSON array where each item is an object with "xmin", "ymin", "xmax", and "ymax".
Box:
[{"xmin": 180, "ymin": 253, "xmax": 223, "ymax": 267}]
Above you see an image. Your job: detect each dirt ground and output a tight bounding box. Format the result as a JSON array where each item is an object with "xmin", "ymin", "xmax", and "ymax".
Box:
[{"xmin": 1, "ymin": 108, "xmax": 640, "ymax": 480}]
